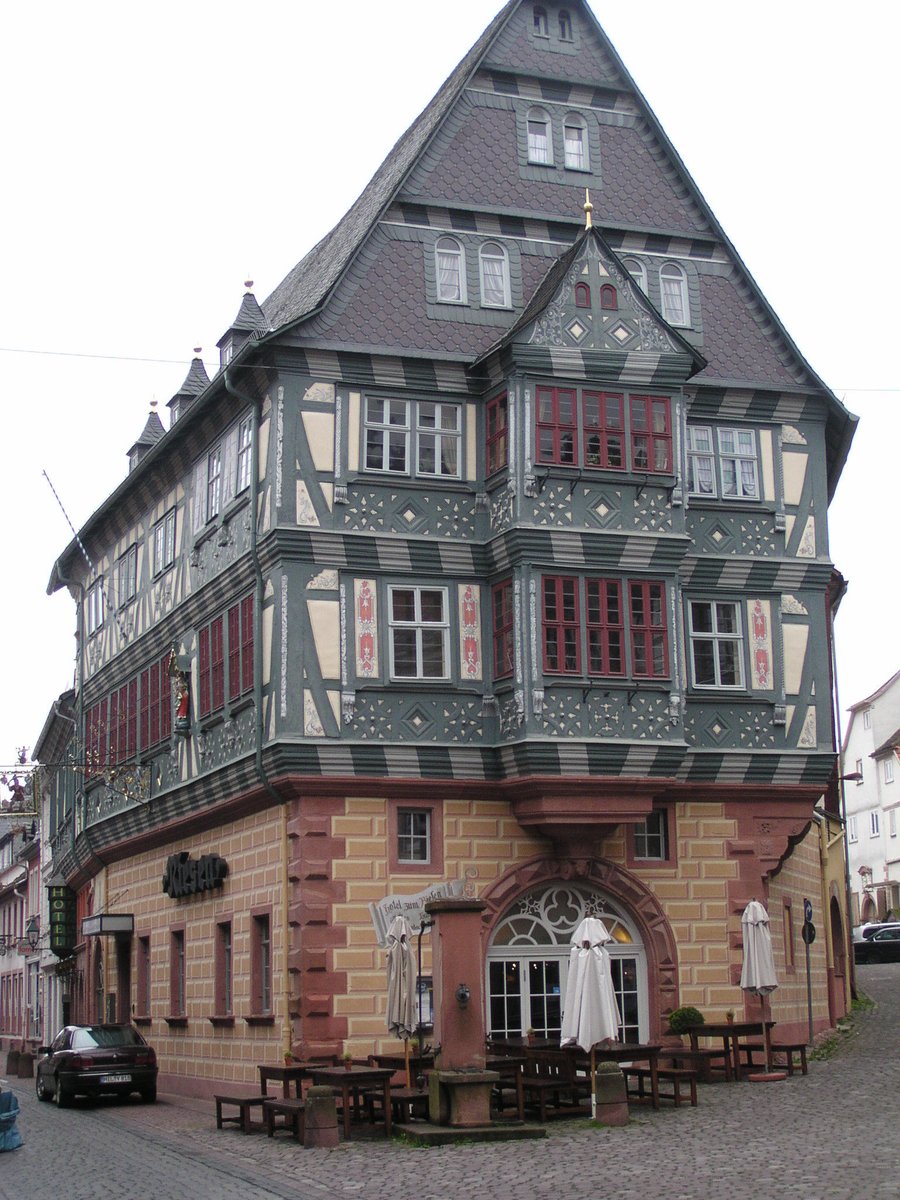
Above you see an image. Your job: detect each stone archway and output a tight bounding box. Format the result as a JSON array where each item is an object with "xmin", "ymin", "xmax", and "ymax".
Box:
[{"xmin": 479, "ymin": 855, "xmax": 679, "ymax": 1037}]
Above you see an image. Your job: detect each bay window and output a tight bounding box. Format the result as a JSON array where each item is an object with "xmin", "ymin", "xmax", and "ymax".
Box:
[
  {"xmin": 537, "ymin": 386, "xmax": 672, "ymax": 473},
  {"xmin": 544, "ymin": 576, "xmax": 670, "ymax": 679}
]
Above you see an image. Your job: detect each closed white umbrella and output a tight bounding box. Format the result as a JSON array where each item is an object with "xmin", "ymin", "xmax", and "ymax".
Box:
[
  {"xmin": 561, "ymin": 917, "xmax": 620, "ymax": 1115},
  {"xmin": 386, "ymin": 915, "xmax": 417, "ymax": 1085},
  {"xmin": 740, "ymin": 899, "xmax": 781, "ymax": 1077}
]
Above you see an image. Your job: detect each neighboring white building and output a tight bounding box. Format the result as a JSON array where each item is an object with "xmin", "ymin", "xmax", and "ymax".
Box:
[{"xmin": 842, "ymin": 670, "xmax": 900, "ymax": 924}]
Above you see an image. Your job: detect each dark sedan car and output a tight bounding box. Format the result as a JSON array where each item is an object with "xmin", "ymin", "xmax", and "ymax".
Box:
[
  {"xmin": 854, "ymin": 926, "xmax": 900, "ymax": 964},
  {"xmin": 35, "ymin": 1024, "xmax": 158, "ymax": 1106}
]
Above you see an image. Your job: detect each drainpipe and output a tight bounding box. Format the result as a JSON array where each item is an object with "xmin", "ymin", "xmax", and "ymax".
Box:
[{"xmin": 224, "ymin": 364, "xmax": 293, "ymax": 1060}]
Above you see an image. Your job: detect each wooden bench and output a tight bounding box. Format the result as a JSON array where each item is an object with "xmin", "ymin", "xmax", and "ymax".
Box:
[
  {"xmin": 740, "ymin": 1041, "xmax": 808, "ymax": 1076},
  {"xmin": 521, "ymin": 1049, "xmax": 591, "ymax": 1122},
  {"xmin": 263, "ymin": 1097, "xmax": 306, "ymax": 1141},
  {"xmin": 623, "ymin": 1064, "xmax": 697, "ymax": 1107},
  {"xmin": 214, "ymin": 1094, "xmax": 268, "ymax": 1133},
  {"xmin": 665, "ymin": 1047, "xmax": 732, "ymax": 1083},
  {"xmin": 365, "ymin": 1085, "xmax": 430, "ymax": 1125}
]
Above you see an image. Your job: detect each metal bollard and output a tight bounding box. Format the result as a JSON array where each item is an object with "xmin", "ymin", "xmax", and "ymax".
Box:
[{"xmin": 303, "ymin": 1085, "xmax": 340, "ymax": 1148}]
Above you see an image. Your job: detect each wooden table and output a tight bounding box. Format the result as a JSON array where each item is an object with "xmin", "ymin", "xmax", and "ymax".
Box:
[
  {"xmin": 309, "ymin": 1065, "xmax": 395, "ymax": 1139},
  {"xmin": 684, "ymin": 1022, "xmax": 774, "ymax": 1082},
  {"xmin": 258, "ymin": 1063, "xmax": 310, "ymax": 1099},
  {"xmin": 592, "ymin": 1043, "xmax": 663, "ymax": 1110}
]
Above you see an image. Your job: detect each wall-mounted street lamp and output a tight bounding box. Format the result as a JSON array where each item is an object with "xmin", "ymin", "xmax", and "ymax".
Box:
[{"xmin": 25, "ymin": 916, "xmax": 41, "ymax": 952}]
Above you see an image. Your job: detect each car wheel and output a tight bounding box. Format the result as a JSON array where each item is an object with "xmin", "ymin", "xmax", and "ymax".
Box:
[
  {"xmin": 54, "ymin": 1078, "xmax": 71, "ymax": 1108},
  {"xmin": 141, "ymin": 1085, "xmax": 157, "ymax": 1104},
  {"xmin": 36, "ymin": 1073, "xmax": 51, "ymax": 1102}
]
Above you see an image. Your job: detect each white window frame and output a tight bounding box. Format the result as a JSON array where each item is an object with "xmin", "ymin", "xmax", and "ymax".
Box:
[
  {"xmin": 686, "ymin": 425, "xmax": 717, "ymax": 497},
  {"xmin": 206, "ymin": 445, "xmax": 222, "ymax": 521},
  {"xmin": 718, "ymin": 428, "xmax": 760, "ymax": 499},
  {"xmin": 117, "ymin": 545, "xmax": 137, "ymax": 607},
  {"xmin": 870, "ymin": 810, "xmax": 881, "ymax": 837},
  {"xmin": 563, "ymin": 113, "xmax": 589, "ymax": 171},
  {"xmin": 154, "ymin": 509, "xmax": 176, "ymax": 576},
  {"xmin": 527, "ymin": 106, "xmax": 553, "ymax": 165},
  {"xmin": 86, "ymin": 579, "xmax": 104, "ymax": 637},
  {"xmin": 532, "ymin": 5, "xmax": 548, "ymax": 37},
  {"xmin": 388, "ymin": 585, "xmax": 450, "ymax": 680},
  {"xmin": 236, "ymin": 416, "xmax": 253, "ymax": 493},
  {"xmin": 885, "ymin": 757, "xmax": 895, "ymax": 784},
  {"xmin": 558, "ymin": 9, "xmax": 573, "ymax": 40},
  {"xmin": 633, "ymin": 810, "xmax": 668, "ymax": 860},
  {"xmin": 623, "ymin": 258, "xmax": 647, "ymax": 295},
  {"xmin": 416, "ymin": 402, "xmax": 461, "ymax": 478},
  {"xmin": 863, "ymin": 709, "xmax": 872, "ymax": 729},
  {"xmin": 855, "ymin": 758, "xmax": 864, "ymax": 783},
  {"xmin": 365, "ymin": 397, "xmax": 410, "ymax": 474},
  {"xmin": 397, "ymin": 808, "xmax": 431, "ymax": 864},
  {"xmin": 480, "ymin": 242, "xmax": 511, "ymax": 308},
  {"xmin": 660, "ymin": 262, "xmax": 689, "ymax": 326},
  {"xmin": 688, "ymin": 599, "xmax": 745, "ymax": 689},
  {"xmin": 889, "ymin": 808, "xmax": 897, "ymax": 838},
  {"xmin": 435, "ymin": 237, "xmax": 467, "ymax": 304},
  {"xmin": 848, "ymin": 816, "xmax": 858, "ymax": 843}
]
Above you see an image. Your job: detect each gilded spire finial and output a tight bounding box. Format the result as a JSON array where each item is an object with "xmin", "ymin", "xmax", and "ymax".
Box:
[{"xmin": 584, "ymin": 189, "xmax": 593, "ymax": 229}]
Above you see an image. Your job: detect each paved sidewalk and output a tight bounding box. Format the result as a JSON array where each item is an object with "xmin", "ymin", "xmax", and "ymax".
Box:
[{"xmin": 2, "ymin": 965, "xmax": 897, "ymax": 1200}]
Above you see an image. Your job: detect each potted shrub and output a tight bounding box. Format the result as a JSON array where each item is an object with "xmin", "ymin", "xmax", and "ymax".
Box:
[
  {"xmin": 593, "ymin": 1061, "xmax": 628, "ymax": 1126},
  {"xmin": 342, "ymin": 1051, "xmax": 353, "ymax": 1071},
  {"xmin": 725, "ymin": 1009, "xmax": 735, "ymax": 1025},
  {"xmin": 666, "ymin": 1006, "xmax": 704, "ymax": 1037}
]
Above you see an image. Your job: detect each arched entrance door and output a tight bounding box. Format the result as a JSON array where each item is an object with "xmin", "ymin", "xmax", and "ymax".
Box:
[{"xmin": 486, "ymin": 882, "xmax": 647, "ymax": 1042}]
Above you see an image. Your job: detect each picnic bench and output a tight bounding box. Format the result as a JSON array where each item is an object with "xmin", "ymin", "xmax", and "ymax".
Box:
[
  {"xmin": 739, "ymin": 1040, "xmax": 808, "ymax": 1076},
  {"xmin": 214, "ymin": 1093, "xmax": 267, "ymax": 1133},
  {"xmin": 623, "ymin": 1062, "xmax": 698, "ymax": 1107},
  {"xmin": 521, "ymin": 1048, "xmax": 591, "ymax": 1121},
  {"xmin": 263, "ymin": 1096, "xmax": 306, "ymax": 1141}
]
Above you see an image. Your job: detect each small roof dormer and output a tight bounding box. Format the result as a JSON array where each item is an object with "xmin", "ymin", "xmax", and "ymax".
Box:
[
  {"xmin": 217, "ymin": 280, "xmax": 270, "ymax": 368},
  {"xmin": 167, "ymin": 348, "xmax": 211, "ymax": 425},
  {"xmin": 127, "ymin": 401, "xmax": 166, "ymax": 473}
]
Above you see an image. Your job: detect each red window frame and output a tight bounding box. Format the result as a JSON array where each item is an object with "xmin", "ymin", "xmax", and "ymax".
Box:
[
  {"xmin": 486, "ymin": 392, "xmax": 508, "ymax": 475},
  {"xmin": 583, "ymin": 391, "xmax": 625, "ymax": 470},
  {"xmin": 492, "ymin": 579, "xmax": 514, "ymax": 679},
  {"xmin": 630, "ymin": 395, "xmax": 672, "ymax": 473},
  {"xmin": 585, "ymin": 579, "xmax": 624, "ymax": 676},
  {"xmin": 574, "ymin": 282, "xmax": 591, "ymax": 308},
  {"xmin": 628, "ymin": 581, "xmax": 669, "ymax": 678},
  {"xmin": 210, "ymin": 616, "xmax": 225, "ymax": 712},
  {"xmin": 600, "ymin": 284, "xmax": 618, "ymax": 310},
  {"xmin": 127, "ymin": 679, "xmax": 137, "ymax": 759},
  {"xmin": 158, "ymin": 654, "xmax": 172, "ymax": 743},
  {"xmin": 541, "ymin": 576, "xmax": 581, "ymax": 674},
  {"xmin": 536, "ymin": 386, "xmax": 577, "ymax": 466}
]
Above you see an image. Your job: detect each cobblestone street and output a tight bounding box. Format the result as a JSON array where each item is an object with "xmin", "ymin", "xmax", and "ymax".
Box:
[{"xmin": 2, "ymin": 964, "xmax": 897, "ymax": 1200}]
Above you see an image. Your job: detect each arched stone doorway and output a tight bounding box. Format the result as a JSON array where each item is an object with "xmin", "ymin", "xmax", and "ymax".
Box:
[{"xmin": 480, "ymin": 857, "xmax": 679, "ymax": 1040}]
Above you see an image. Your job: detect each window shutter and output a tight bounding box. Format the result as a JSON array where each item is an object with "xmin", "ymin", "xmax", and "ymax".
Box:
[{"xmin": 192, "ymin": 459, "xmax": 207, "ymax": 534}]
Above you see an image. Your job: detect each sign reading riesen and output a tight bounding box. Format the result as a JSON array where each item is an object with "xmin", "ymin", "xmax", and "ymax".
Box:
[{"xmin": 162, "ymin": 852, "xmax": 228, "ymax": 898}]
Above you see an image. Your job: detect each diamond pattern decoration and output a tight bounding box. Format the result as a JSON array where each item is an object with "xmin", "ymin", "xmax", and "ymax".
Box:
[
  {"xmin": 403, "ymin": 706, "xmax": 435, "ymax": 738},
  {"xmin": 704, "ymin": 715, "xmax": 731, "ymax": 744},
  {"xmin": 610, "ymin": 321, "xmax": 633, "ymax": 344},
  {"xmin": 588, "ymin": 490, "xmax": 622, "ymax": 528},
  {"xmin": 565, "ymin": 318, "xmax": 589, "ymax": 343}
]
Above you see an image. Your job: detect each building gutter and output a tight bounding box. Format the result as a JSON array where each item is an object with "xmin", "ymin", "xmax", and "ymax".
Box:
[{"xmin": 223, "ymin": 363, "xmax": 293, "ymax": 1060}]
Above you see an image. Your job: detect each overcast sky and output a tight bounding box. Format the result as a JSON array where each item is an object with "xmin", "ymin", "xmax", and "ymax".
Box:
[{"xmin": 1, "ymin": 0, "xmax": 895, "ymax": 777}]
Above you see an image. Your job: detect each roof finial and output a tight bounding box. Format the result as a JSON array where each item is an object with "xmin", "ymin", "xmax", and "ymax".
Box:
[
  {"xmin": 244, "ymin": 278, "xmax": 254, "ymax": 291},
  {"xmin": 193, "ymin": 346, "xmax": 202, "ymax": 356},
  {"xmin": 584, "ymin": 189, "xmax": 593, "ymax": 229},
  {"xmin": 150, "ymin": 398, "xmax": 157, "ymax": 411}
]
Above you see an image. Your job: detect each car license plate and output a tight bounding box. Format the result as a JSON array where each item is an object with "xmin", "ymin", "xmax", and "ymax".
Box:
[{"xmin": 99, "ymin": 1073, "xmax": 132, "ymax": 1084}]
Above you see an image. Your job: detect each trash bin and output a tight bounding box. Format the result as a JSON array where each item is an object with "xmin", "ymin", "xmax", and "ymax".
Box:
[{"xmin": 0, "ymin": 1091, "xmax": 23, "ymax": 1152}]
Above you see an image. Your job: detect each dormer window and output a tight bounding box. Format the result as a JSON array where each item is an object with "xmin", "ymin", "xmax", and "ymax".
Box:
[
  {"xmin": 623, "ymin": 258, "xmax": 648, "ymax": 295},
  {"xmin": 660, "ymin": 263, "xmax": 689, "ymax": 326},
  {"xmin": 563, "ymin": 114, "xmax": 588, "ymax": 171},
  {"xmin": 435, "ymin": 237, "xmax": 466, "ymax": 303},
  {"xmin": 220, "ymin": 339, "xmax": 234, "ymax": 367},
  {"xmin": 128, "ymin": 448, "xmax": 140, "ymax": 473},
  {"xmin": 559, "ymin": 9, "xmax": 573, "ymax": 40},
  {"xmin": 527, "ymin": 107, "xmax": 553, "ymax": 165},
  {"xmin": 533, "ymin": 6, "xmax": 548, "ymax": 36},
  {"xmin": 574, "ymin": 282, "xmax": 591, "ymax": 308},
  {"xmin": 480, "ymin": 242, "xmax": 510, "ymax": 308},
  {"xmin": 600, "ymin": 284, "xmax": 618, "ymax": 311}
]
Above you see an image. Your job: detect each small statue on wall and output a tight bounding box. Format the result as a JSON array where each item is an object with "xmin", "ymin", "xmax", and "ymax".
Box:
[{"xmin": 168, "ymin": 648, "xmax": 191, "ymax": 737}]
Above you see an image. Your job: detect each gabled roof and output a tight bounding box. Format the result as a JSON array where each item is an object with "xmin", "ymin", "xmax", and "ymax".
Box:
[
  {"xmin": 169, "ymin": 354, "xmax": 211, "ymax": 404},
  {"xmin": 219, "ymin": 289, "xmax": 270, "ymax": 346},
  {"xmin": 849, "ymin": 669, "xmax": 900, "ymax": 712},
  {"xmin": 262, "ymin": 0, "xmax": 519, "ymax": 331},
  {"xmin": 477, "ymin": 221, "xmax": 706, "ymax": 375},
  {"xmin": 127, "ymin": 408, "xmax": 165, "ymax": 457},
  {"xmin": 872, "ymin": 727, "xmax": 900, "ymax": 759}
]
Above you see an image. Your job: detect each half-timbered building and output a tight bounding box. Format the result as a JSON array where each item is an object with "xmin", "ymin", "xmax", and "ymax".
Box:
[{"xmin": 41, "ymin": 0, "xmax": 855, "ymax": 1097}]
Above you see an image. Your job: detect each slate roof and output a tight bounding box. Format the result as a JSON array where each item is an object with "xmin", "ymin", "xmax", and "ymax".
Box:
[
  {"xmin": 170, "ymin": 355, "xmax": 211, "ymax": 402},
  {"xmin": 128, "ymin": 409, "xmax": 166, "ymax": 456},
  {"xmin": 262, "ymin": 0, "xmax": 519, "ymax": 331}
]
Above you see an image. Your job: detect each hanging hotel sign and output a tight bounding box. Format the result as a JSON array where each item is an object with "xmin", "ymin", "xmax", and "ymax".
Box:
[
  {"xmin": 369, "ymin": 879, "xmax": 465, "ymax": 947},
  {"xmin": 162, "ymin": 852, "xmax": 229, "ymax": 899}
]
